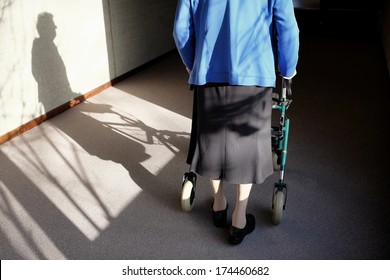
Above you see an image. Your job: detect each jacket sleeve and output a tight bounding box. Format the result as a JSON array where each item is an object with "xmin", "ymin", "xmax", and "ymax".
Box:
[
  {"xmin": 273, "ymin": 0, "xmax": 300, "ymax": 78},
  {"xmin": 173, "ymin": 0, "xmax": 195, "ymax": 70}
]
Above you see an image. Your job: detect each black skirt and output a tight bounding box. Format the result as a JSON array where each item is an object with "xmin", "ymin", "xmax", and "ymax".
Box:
[{"xmin": 187, "ymin": 84, "xmax": 273, "ymax": 184}]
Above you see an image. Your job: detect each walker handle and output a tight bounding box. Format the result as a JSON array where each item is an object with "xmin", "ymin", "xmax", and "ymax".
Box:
[{"xmin": 282, "ymin": 78, "xmax": 292, "ymax": 97}]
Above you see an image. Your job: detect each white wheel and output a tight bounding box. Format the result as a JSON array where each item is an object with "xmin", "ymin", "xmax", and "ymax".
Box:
[
  {"xmin": 272, "ymin": 151, "xmax": 281, "ymax": 171},
  {"xmin": 181, "ymin": 180, "xmax": 195, "ymax": 212},
  {"xmin": 272, "ymin": 191, "xmax": 285, "ymax": 225}
]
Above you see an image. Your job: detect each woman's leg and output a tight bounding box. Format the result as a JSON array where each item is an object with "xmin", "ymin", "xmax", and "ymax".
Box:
[
  {"xmin": 232, "ymin": 183, "xmax": 253, "ymax": 229},
  {"xmin": 210, "ymin": 179, "xmax": 227, "ymax": 211}
]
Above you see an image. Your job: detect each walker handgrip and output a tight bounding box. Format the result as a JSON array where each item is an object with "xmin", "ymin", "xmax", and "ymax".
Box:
[{"xmin": 282, "ymin": 78, "xmax": 293, "ymax": 97}]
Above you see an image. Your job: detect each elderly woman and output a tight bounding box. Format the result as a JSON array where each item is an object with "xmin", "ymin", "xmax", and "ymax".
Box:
[{"xmin": 173, "ymin": 0, "xmax": 299, "ymax": 245}]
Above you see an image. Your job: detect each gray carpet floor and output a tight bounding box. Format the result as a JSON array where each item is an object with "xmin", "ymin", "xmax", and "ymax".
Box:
[{"xmin": 1, "ymin": 14, "xmax": 389, "ymax": 260}]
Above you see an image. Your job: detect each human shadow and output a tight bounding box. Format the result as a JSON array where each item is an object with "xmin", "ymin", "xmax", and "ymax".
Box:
[{"xmin": 31, "ymin": 12, "xmax": 79, "ymax": 113}]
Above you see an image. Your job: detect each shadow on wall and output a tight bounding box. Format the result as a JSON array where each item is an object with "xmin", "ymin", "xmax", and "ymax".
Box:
[{"xmin": 31, "ymin": 12, "xmax": 79, "ymax": 113}]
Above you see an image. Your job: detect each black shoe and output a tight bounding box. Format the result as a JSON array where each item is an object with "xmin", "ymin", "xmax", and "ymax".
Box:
[
  {"xmin": 212, "ymin": 203, "xmax": 228, "ymax": 228},
  {"xmin": 228, "ymin": 214, "xmax": 255, "ymax": 245}
]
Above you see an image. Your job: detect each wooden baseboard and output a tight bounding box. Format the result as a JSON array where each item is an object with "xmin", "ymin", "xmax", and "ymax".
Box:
[{"xmin": 0, "ymin": 81, "xmax": 112, "ymax": 145}]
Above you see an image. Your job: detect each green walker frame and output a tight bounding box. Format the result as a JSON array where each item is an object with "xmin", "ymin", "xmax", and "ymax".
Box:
[{"xmin": 271, "ymin": 77, "xmax": 292, "ymax": 225}]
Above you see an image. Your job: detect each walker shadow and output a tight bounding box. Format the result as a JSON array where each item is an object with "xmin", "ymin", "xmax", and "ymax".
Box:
[
  {"xmin": 49, "ymin": 98, "xmax": 241, "ymax": 259},
  {"xmin": 51, "ymin": 102, "xmax": 190, "ymax": 211},
  {"xmin": 0, "ymin": 99, "xmax": 201, "ymax": 259}
]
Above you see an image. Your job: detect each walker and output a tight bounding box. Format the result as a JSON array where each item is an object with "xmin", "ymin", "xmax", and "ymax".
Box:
[
  {"xmin": 270, "ymin": 77, "xmax": 292, "ymax": 225},
  {"xmin": 180, "ymin": 77, "xmax": 293, "ymax": 226}
]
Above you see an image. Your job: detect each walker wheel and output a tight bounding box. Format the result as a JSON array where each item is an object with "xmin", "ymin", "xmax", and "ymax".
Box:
[
  {"xmin": 181, "ymin": 173, "xmax": 196, "ymax": 212},
  {"xmin": 272, "ymin": 151, "xmax": 281, "ymax": 171},
  {"xmin": 272, "ymin": 191, "xmax": 285, "ymax": 225}
]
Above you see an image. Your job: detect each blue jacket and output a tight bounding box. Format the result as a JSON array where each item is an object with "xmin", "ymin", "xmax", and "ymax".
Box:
[{"xmin": 173, "ymin": 0, "xmax": 299, "ymax": 87}]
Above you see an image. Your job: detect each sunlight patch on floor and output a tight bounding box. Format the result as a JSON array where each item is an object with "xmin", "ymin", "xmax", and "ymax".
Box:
[
  {"xmin": 0, "ymin": 86, "xmax": 191, "ymax": 255},
  {"xmin": 0, "ymin": 182, "xmax": 66, "ymax": 259}
]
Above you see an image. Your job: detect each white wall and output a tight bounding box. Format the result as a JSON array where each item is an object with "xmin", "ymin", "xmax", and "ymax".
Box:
[
  {"xmin": 0, "ymin": 0, "xmax": 177, "ymax": 137},
  {"xmin": 104, "ymin": 0, "xmax": 177, "ymax": 79}
]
